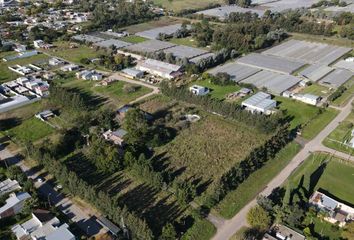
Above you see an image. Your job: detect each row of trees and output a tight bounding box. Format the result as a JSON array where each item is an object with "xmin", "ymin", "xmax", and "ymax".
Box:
[{"xmin": 160, "ymin": 82, "xmax": 283, "ymax": 134}]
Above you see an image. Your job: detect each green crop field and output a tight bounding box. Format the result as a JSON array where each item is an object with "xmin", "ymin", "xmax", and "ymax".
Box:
[
  {"xmin": 155, "ymin": 114, "xmax": 269, "ymax": 196},
  {"xmin": 214, "ymin": 142, "xmax": 301, "ymax": 218},
  {"xmin": 169, "ymin": 37, "xmax": 201, "ymax": 48},
  {"xmin": 323, "ymin": 112, "xmax": 354, "ymax": 155},
  {"xmin": 0, "ymin": 52, "xmax": 50, "ymax": 83},
  {"xmin": 275, "ymin": 96, "xmax": 338, "ymax": 140},
  {"xmin": 190, "ymin": 80, "xmax": 241, "ymax": 100},
  {"xmin": 153, "ymin": 0, "xmax": 223, "ymax": 12}
]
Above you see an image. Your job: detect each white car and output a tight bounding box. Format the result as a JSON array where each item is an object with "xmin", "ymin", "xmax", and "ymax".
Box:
[
  {"xmin": 54, "ymin": 184, "xmax": 63, "ymax": 191},
  {"xmin": 37, "ymin": 178, "xmax": 44, "ymax": 183}
]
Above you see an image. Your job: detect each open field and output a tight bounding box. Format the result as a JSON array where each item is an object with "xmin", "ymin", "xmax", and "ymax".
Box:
[
  {"xmin": 286, "ymin": 152, "xmax": 354, "ymax": 206},
  {"xmin": 119, "ymin": 35, "xmax": 148, "ymax": 43},
  {"xmin": 155, "ymin": 114, "xmax": 269, "ymax": 196},
  {"xmin": 214, "ymin": 142, "xmax": 301, "ymax": 218},
  {"xmin": 120, "ymin": 17, "xmax": 182, "ymax": 34},
  {"xmin": 323, "ymin": 112, "xmax": 354, "ymax": 155},
  {"xmin": 61, "ymin": 79, "xmax": 152, "ymax": 107},
  {"xmin": 43, "ymin": 41, "xmax": 106, "ymax": 65},
  {"xmin": 275, "ymin": 96, "xmax": 338, "ymax": 140},
  {"xmin": 299, "ymin": 84, "xmax": 332, "ymax": 97},
  {"xmin": 168, "ymin": 37, "xmax": 201, "ymax": 48},
  {"xmin": 190, "ymin": 79, "xmax": 241, "ymax": 100},
  {"xmin": 153, "ymin": 0, "xmax": 223, "ymax": 12},
  {"xmin": 5, "ymin": 117, "xmax": 54, "ymax": 142},
  {"xmin": 0, "ymin": 52, "xmax": 50, "ymax": 83}
]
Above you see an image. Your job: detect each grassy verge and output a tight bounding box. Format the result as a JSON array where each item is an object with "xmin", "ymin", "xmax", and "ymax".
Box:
[
  {"xmin": 214, "ymin": 142, "xmax": 301, "ymax": 219},
  {"xmin": 300, "ymin": 84, "xmax": 332, "ymax": 97}
]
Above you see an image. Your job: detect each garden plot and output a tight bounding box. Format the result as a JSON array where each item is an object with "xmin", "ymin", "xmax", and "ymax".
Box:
[
  {"xmin": 241, "ymin": 70, "xmax": 302, "ymax": 95},
  {"xmin": 163, "ymin": 45, "xmax": 209, "ymax": 60},
  {"xmin": 93, "ymin": 39, "xmax": 132, "ymax": 49},
  {"xmin": 208, "ymin": 62, "xmax": 261, "ymax": 83},
  {"xmin": 262, "ymin": 39, "xmax": 352, "ymax": 65},
  {"xmin": 299, "ymin": 64, "xmax": 334, "ymax": 82},
  {"xmin": 237, "ymin": 53, "xmax": 305, "ymax": 74},
  {"xmin": 124, "ymin": 39, "xmax": 176, "ymax": 53},
  {"xmin": 319, "ymin": 69, "xmax": 353, "ymax": 88},
  {"xmin": 135, "ymin": 24, "xmax": 186, "ymax": 40}
]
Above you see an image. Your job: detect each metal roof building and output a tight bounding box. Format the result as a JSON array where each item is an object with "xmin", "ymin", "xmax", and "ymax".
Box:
[
  {"xmin": 237, "ymin": 53, "xmax": 305, "ymax": 74},
  {"xmin": 299, "ymin": 64, "xmax": 334, "ymax": 82},
  {"xmin": 136, "ymin": 59, "xmax": 182, "ymax": 79},
  {"xmin": 94, "ymin": 39, "xmax": 132, "ymax": 49},
  {"xmin": 208, "ymin": 62, "xmax": 261, "ymax": 82},
  {"xmin": 135, "ymin": 24, "xmax": 188, "ymax": 39},
  {"xmin": 124, "ymin": 39, "xmax": 176, "ymax": 53},
  {"xmin": 241, "ymin": 92, "xmax": 276, "ymax": 114},
  {"xmin": 241, "ymin": 70, "xmax": 302, "ymax": 95},
  {"xmin": 196, "ymin": 5, "xmax": 265, "ymax": 19},
  {"xmin": 333, "ymin": 60, "xmax": 354, "ymax": 72},
  {"xmin": 189, "ymin": 52, "xmax": 216, "ymax": 64},
  {"xmin": 319, "ymin": 69, "xmax": 353, "ymax": 88},
  {"xmin": 164, "ymin": 45, "xmax": 209, "ymax": 60}
]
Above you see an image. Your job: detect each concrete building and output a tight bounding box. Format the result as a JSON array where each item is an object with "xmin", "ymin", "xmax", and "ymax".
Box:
[
  {"xmin": 136, "ymin": 59, "xmax": 182, "ymax": 80},
  {"xmin": 241, "ymin": 92, "xmax": 276, "ymax": 115},
  {"xmin": 189, "ymin": 85, "xmax": 210, "ymax": 96},
  {"xmin": 0, "ymin": 192, "xmax": 31, "ymax": 219}
]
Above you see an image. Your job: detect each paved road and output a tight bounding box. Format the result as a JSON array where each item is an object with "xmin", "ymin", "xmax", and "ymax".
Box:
[
  {"xmin": 0, "ymin": 144, "xmax": 106, "ymax": 237},
  {"xmin": 212, "ymin": 97, "xmax": 354, "ymax": 240}
]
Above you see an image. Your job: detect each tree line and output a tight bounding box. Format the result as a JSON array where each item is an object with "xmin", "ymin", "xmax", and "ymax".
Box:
[{"xmin": 160, "ymin": 82, "xmax": 283, "ymax": 134}]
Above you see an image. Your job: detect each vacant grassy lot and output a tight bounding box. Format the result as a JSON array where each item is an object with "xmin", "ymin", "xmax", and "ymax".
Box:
[
  {"xmin": 120, "ymin": 17, "xmax": 182, "ymax": 34},
  {"xmin": 43, "ymin": 41, "xmax": 106, "ymax": 65},
  {"xmin": 214, "ymin": 142, "xmax": 301, "ymax": 218},
  {"xmin": 190, "ymin": 80, "xmax": 241, "ymax": 100},
  {"xmin": 0, "ymin": 52, "xmax": 50, "ymax": 83},
  {"xmin": 120, "ymin": 35, "xmax": 148, "ymax": 43},
  {"xmin": 169, "ymin": 37, "xmax": 201, "ymax": 48},
  {"xmin": 155, "ymin": 114, "xmax": 269, "ymax": 195},
  {"xmin": 5, "ymin": 117, "xmax": 54, "ymax": 142},
  {"xmin": 153, "ymin": 0, "xmax": 223, "ymax": 12},
  {"xmin": 275, "ymin": 96, "xmax": 338, "ymax": 140},
  {"xmin": 323, "ymin": 112, "xmax": 354, "ymax": 155},
  {"xmin": 286, "ymin": 153, "xmax": 354, "ymax": 205},
  {"xmin": 300, "ymin": 84, "xmax": 332, "ymax": 97},
  {"xmin": 291, "ymin": 32, "xmax": 354, "ymax": 48},
  {"xmin": 62, "ymin": 79, "xmax": 152, "ymax": 107}
]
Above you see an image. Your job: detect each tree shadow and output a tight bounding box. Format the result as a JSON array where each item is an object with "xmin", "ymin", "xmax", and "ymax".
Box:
[
  {"xmin": 68, "ymin": 87, "xmax": 107, "ymax": 110},
  {"xmin": 308, "ymin": 162, "xmax": 327, "ymax": 198},
  {"xmin": 0, "ymin": 117, "xmax": 22, "ymax": 131}
]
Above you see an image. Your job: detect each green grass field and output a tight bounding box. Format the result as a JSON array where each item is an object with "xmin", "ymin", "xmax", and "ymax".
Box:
[
  {"xmin": 43, "ymin": 41, "xmax": 106, "ymax": 65},
  {"xmin": 300, "ymin": 84, "xmax": 332, "ymax": 97},
  {"xmin": 323, "ymin": 112, "xmax": 354, "ymax": 155},
  {"xmin": 153, "ymin": 0, "xmax": 223, "ymax": 12},
  {"xmin": 275, "ymin": 97, "xmax": 338, "ymax": 140},
  {"xmin": 156, "ymin": 114, "xmax": 269, "ymax": 196},
  {"xmin": 169, "ymin": 37, "xmax": 201, "ymax": 48},
  {"xmin": 0, "ymin": 52, "xmax": 50, "ymax": 83},
  {"xmin": 190, "ymin": 80, "xmax": 241, "ymax": 100},
  {"xmin": 214, "ymin": 142, "xmax": 301, "ymax": 218},
  {"xmin": 120, "ymin": 35, "xmax": 148, "ymax": 43},
  {"xmin": 5, "ymin": 117, "xmax": 54, "ymax": 142}
]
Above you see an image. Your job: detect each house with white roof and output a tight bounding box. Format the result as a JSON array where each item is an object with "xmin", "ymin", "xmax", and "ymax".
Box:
[
  {"xmin": 241, "ymin": 92, "xmax": 277, "ymax": 115},
  {"xmin": 0, "ymin": 179, "xmax": 21, "ymax": 197},
  {"xmin": 103, "ymin": 129, "xmax": 128, "ymax": 146},
  {"xmin": 12, "ymin": 209, "xmax": 75, "ymax": 240},
  {"xmin": 136, "ymin": 59, "xmax": 182, "ymax": 80},
  {"xmin": 189, "ymin": 85, "xmax": 210, "ymax": 96},
  {"xmin": 0, "ymin": 192, "xmax": 31, "ymax": 219},
  {"xmin": 292, "ymin": 93, "xmax": 321, "ymax": 106}
]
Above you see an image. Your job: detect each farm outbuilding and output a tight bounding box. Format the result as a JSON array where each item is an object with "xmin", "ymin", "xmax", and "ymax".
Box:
[
  {"xmin": 319, "ymin": 69, "xmax": 353, "ymax": 88},
  {"xmin": 299, "ymin": 64, "xmax": 334, "ymax": 82},
  {"xmin": 237, "ymin": 53, "xmax": 305, "ymax": 74},
  {"xmin": 241, "ymin": 92, "xmax": 276, "ymax": 115},
  {"xmin": 135, "ymin": 24, "xmax": 189, "ymax": 39},
  {"xmin": 208, "ymin": 62, "xmax": 261, "ymax": 83}
]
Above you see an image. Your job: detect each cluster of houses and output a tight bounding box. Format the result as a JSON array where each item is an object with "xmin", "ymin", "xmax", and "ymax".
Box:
[
  {"xmin": 309, "ymin": 190, "xmax": 354, "ymax": 227},
  {"xmin": 0, "ymin": 76, "xmax": 49, "ymax": 113}
]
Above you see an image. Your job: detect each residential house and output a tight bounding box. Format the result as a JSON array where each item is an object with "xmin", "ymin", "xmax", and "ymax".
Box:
[
  {"xmin": 241, "ymin": 92, "xmax": 277, "ymax": 115},
  {"xmin": 189, "ymin": 85, "xmax": 210, "ymax": 96},
  {"xmin": 136, "ymin": 59, "xmax": 182, "ymax": 80},
  {"xmin": 60, "ymin": 64, "xmax": 80, "ymax": 72},
  {"xmin": 102, "ymin": 129, "xmax": 127, "ymax": 146},
  {"xmin": 33, "ymin": 40, "xmax": 53, "ymax": 49},
  {"xmin": 49, "ymin": 58, "xmax": 65, "ymax": 66},
  {"xmin": 76, "ymin": 70, "xmax": 103, "ymax": 81},
  {"xmin": 12, "ymin": 209, "xmax": 75, "ymax": 240},
  {"xmin": 0, "ymin": 192, "xmax": 31, "ymax": 219},
  {"xmin": 263, "ymin": 224, "xmax": 305, "ymax": 240},
  {"xmin": 0, "ymin": 179, "xmax": 21, "ymax": 197},
  {"xmin": 309, "ymin": 191, "xmax": 354, "ymax": 227},
  {"xmin": 35, "ymin": 110, "xmax": 55, "ymax": 121},
  {"xmin": 14, "ymin": 44, "xmax": 27, "ymax": 52}
]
